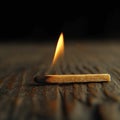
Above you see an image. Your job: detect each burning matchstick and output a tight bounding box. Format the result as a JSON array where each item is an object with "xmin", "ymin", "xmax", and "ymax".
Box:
[
  {"xmin": 34, "ymin": 74, "xmax": 111, "ymax": 84},
  {"xmin": 34, "ymin": 33, "xmax": 111, "ymax": 84}
]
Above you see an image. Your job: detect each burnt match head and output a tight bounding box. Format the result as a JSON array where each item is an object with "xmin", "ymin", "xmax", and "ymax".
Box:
[
  {"xmin": 34, "ymin": 74, "xmax": 52, "ymax": 85},
  {"xmin": 34, "ymin": 74, "xmax": 48, "ymax": 84}
]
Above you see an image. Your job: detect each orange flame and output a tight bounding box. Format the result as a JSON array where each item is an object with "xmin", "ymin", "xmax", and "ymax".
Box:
[{"xmin": 52, "ymin": 32, "xmax": 64, "ymax": 66}]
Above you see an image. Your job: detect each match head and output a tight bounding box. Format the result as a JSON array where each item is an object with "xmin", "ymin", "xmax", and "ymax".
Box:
[{"xmin": 34, "ymin": 75, "xmax": 47, "ymax": 84}]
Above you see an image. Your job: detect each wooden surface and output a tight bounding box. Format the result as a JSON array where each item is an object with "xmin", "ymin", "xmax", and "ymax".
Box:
[{"xmin": 0, "ymin": 41, "xmax": 120, "ymax": 120}]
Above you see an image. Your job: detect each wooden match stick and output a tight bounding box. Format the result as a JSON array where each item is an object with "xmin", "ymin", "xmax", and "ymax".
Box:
[{"xmin": 34, "ymin": 74, "xmax": 111, "ymax": 84}]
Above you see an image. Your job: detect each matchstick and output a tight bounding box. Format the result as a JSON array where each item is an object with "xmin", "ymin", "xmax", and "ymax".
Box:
[{"xmin": 34, "ymin": 74, "xmax": 111, "ymax": 84}]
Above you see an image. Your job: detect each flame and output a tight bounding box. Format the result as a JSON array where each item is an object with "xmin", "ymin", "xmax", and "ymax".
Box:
[{"xmin": 52, "ymin": 32, "xmax": 64, "ymax": 66}]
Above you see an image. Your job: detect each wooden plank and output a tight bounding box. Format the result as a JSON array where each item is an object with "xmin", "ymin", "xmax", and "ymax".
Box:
[{"xmin": 0, "ymin": 42, "xmax": 120, "ymax": 120}]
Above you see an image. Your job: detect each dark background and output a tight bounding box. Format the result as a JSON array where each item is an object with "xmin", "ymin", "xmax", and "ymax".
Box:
[{"xmin": 0, "ymin": 3, "xmax": 120, "ymax": 42}]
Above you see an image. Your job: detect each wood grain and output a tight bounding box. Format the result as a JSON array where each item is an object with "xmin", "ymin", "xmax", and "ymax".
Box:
[{"xmin": 0, "ymin": 41, "xmax": 120, "ymax": 120}]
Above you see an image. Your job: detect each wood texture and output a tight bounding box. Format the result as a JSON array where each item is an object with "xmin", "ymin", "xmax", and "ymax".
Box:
[{"xmin": 0, "ymin": 41, "xmax": 120, "ymax": 120}]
